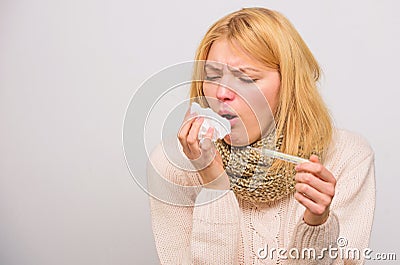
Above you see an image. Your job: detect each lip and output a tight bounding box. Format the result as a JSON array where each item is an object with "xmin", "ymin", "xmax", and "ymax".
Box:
[
  {"xmin": 227, "ymin": 116, "xmax": 239, "ymax": 127},
  {"xmin": 218, "ymin": 111, "xmax": 239, "ymax": 127},
  {"xmin": 218, "ymin": 110, "xmax": 237, "ymax": 117}
]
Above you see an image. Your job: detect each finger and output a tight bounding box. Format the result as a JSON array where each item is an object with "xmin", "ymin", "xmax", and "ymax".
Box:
[
  {"xmin": 178, "ymin": 107, "xmax": 197, "ymax": 144},
  {"xmin": 294, "ymin": 191, "xmax": 327, "ymax": 216},
  {"xmin": 190, "ymin": 127, "xmax": 217, "ymax": 170},
  {"xmin": 295, "ymin": 182, "xmax": 332, "ymax": 208},
  {"xmin": 295, "ymin": 172, "xmax": 335, "ymax": 197},
  {"xmin": 200, "ymin": 127, "xmax": 214, "ymax": 151},
  {"xmin": 309, "ymin": 154, "xmax": 320, "ymax": 163},
  {"xmin": 177, "ymin": 114, "xmax": 197, "ymax": 149},
  {"xmin": 186, "ymin": 117, "xmax": 204, "ymax": 154},
  {"xmin": 295, "ymin": 158, "xmax": 336, "ymax": 184},
  {"xmin": 198, "ymin": 127, "xmax": 216, "ymax": 165},
  {"xmin": 204, "ymin": 126, "xmax": 214, "ymax": 139}
]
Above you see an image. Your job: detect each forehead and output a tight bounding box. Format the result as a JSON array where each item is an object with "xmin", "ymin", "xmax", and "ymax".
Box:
[{"xmin": 206, "ymin": 39, "xmax": 263, "ymax": 70}]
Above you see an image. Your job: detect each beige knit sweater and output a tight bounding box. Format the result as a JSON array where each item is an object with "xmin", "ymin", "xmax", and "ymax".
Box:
[{"xmin": 148, "ymin": 129, "xmax": 375, "ymax": 264}]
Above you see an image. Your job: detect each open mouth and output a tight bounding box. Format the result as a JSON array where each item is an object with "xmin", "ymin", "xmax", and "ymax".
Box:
[{"xmin": 220, "ymin": 114, "xmax": 237, "ymax": 120}]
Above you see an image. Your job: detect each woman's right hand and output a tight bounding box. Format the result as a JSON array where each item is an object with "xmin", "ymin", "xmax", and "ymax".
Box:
[{"xmin": 177, "ymin": 110, "xmax": 230, "ymax": 190}]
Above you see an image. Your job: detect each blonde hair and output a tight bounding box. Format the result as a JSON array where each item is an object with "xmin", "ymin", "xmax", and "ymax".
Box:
[{"xmin": 190, "ymin": 7, "xmax": 332, "ymax": 164}]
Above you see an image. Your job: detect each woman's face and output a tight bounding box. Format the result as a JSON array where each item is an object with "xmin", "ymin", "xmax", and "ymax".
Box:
[{"xmin": 202, "ymin": 39, "xmax": 281, "ymax": 146}]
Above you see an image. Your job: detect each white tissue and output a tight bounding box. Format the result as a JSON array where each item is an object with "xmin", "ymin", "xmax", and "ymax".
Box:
[{"xmin": 190, "ymin": 102, "xmax": 231, "ymax": 141}]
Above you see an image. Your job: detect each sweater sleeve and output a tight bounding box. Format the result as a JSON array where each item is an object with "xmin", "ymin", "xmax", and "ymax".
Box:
[
  {"xmin": 287, "ymin": 131, "xmax": 376, "ymax": 265},
  {"xmin": 148, "ymin": 143, "xmax": 242, "ymax": 264}
]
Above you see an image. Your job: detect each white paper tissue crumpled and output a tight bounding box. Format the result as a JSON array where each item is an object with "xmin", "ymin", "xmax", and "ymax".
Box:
[{"xmin": 190, "ymin": 102, "xmax": 231, "ymax": 142}]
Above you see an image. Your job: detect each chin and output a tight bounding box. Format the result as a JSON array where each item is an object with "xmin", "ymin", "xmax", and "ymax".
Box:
[{"xmin": 223, "ymin": 133, "xmax": 251, "ymax": 147}]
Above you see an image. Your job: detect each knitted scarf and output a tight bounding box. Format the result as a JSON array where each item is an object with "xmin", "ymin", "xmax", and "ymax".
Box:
[{"xmin": 214, "ymin": 133, "xmax": 298, "ymax": 203}]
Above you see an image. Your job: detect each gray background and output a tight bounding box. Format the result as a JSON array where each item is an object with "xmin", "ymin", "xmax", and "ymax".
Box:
[{"xmin": 1, "ymin": 0, "xmax": 399, "ymax": 264}]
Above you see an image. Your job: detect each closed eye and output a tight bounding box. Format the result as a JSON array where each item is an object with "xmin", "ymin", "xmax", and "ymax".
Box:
[
  {"xmin": 205, "ymin": 75, "xmax": 221, "ymax": 81},
  {"xmin": 239, "ymin": 77, "xmax": 258, "ymax": 83}
]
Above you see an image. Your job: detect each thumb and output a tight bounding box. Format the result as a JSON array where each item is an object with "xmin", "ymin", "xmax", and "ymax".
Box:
[
  {"xmin": 199, "ymin": 137, "xmax": 213, "ymax": 151},
  {"xmin": 309, "ymin": 154, "xmax": 320, "ymax": 163},
  {"xmin": 199, "ymin": 127, "xmax": 215, "ymax": 151}
]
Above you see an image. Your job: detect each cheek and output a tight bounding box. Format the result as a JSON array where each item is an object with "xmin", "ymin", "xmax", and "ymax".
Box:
[
  {"xmin": 201, "ymin": 83, "xmax": 220, "ymax": 110},
  {"xmin": 202, "ymin": 83, "xmax": 215, "ymax": 97},
  {"xmin": 265, "ymin": 91, "xmax": 279, "ymax": 113},
  {"xmin": 260, "ymin": 83, "xmax": 280, "ymax": 113}
]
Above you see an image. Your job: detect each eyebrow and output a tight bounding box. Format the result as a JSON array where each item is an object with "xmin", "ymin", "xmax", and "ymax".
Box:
[
  {"xmin": 204, "ymin": 64, "xmax": 223, "ymax": 73},
  {"xmin": 204, "ymin": 63, "xmax": 261, "ymax": 75},
  {"xmin": 229, "ymin": 66, "xmax": 260, "ymax": 74}
]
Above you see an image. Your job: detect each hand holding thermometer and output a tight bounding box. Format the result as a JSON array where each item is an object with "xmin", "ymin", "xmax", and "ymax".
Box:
[{"xmin": 248, "ymin": 147, "xmax": 309, "ymax": 164}]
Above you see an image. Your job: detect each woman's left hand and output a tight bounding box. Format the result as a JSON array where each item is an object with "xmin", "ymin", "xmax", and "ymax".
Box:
[{"xmin": 294, "ymin": 155, "xmax": 336, "ymax": 226}]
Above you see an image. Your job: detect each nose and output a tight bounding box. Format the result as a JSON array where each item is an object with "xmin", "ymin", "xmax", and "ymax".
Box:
[{"xmin": 216, "ymin": 83, "xmax": 235, "ymax": 102}]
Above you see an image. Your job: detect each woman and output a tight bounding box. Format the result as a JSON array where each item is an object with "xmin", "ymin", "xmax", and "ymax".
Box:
[{"xmin": 148, "ymin": 7, "xmax": 375, "ymax": 264}]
